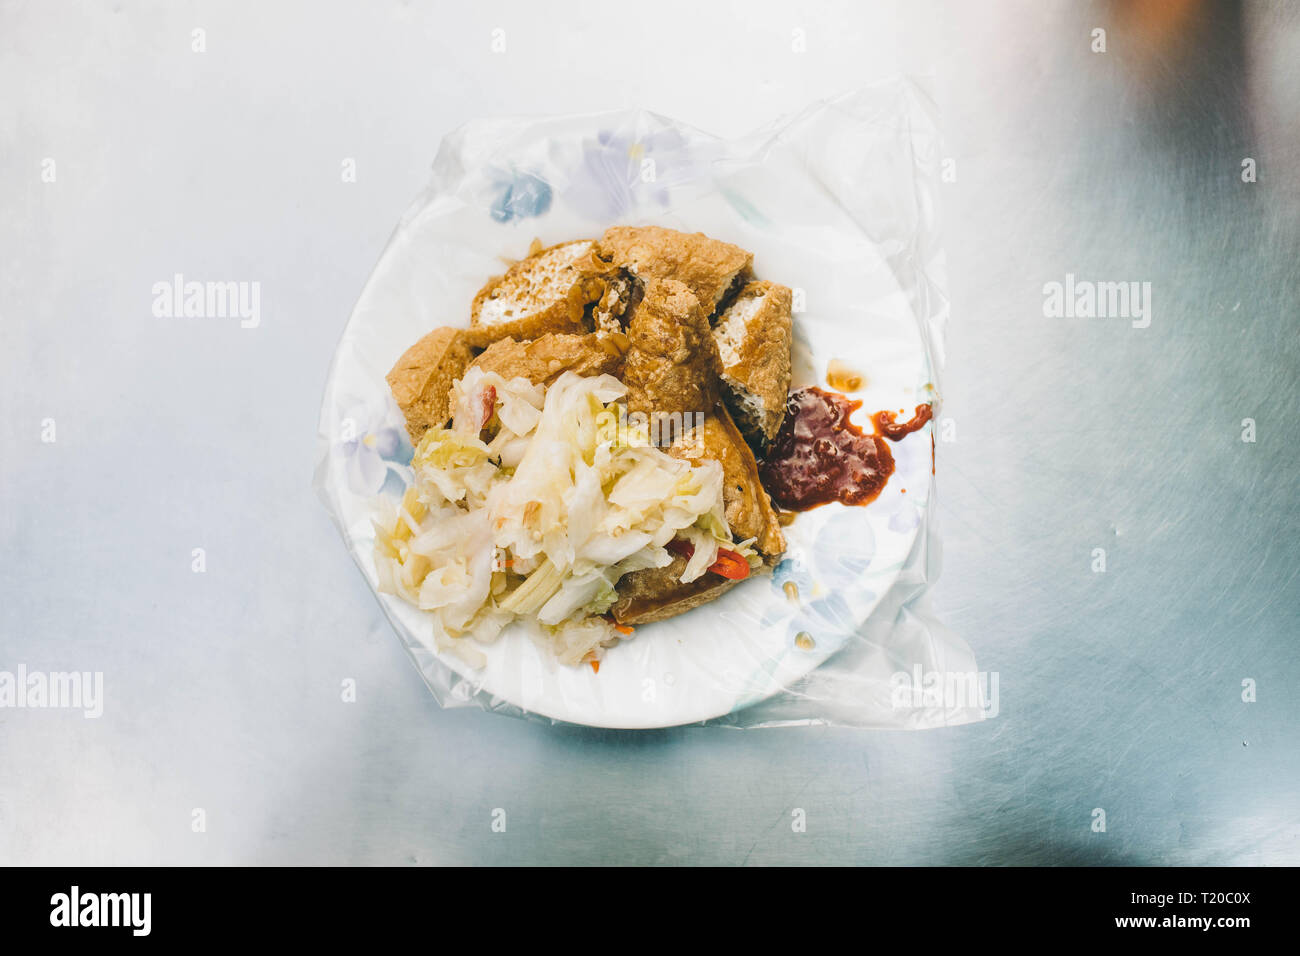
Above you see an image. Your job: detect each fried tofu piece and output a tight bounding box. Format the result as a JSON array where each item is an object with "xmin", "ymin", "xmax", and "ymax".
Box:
[
  {"xmin": 607, "ymin": 277, "xmax": 784, "ymax": 622},
  {"xmin": 599, "ymin": 226, "xmax": 753, "ymax": 313},
  {"xmin": 611, "ymin": 555, "xmax": 740, "ymax": 626},
  {"xmin": 470, "ymin": 332, "xmax": 624, "ymax": 386},
  {"xmin": 669, "ymin": 405, "xmax": 786, "ymax": 557},
  {"xmin": 620, "ymin": 277, "xmax": 719, "ymax": 417},
  {"xmin": 590, "ymin": 272, "xmax": 638, "ymax": 336},
  {"xmin": 385, "ymin": 327, "xmax": 475, "ymax": 442},
  {"xmin": 611, "ymin": 403, "xmax": 784, "ymax": 625},
  {"xmin": 620, "ymin": 277, "xmax": 784, "ymax": 557},
  {"xmin": 467, "ymin": 239, "xmax": 616, "ymax": 347},
  {"xmin": 713, "ymin": 280, "xmax": 793, "ymax": 447}
]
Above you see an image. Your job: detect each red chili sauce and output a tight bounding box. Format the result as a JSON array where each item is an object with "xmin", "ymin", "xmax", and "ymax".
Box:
[
  {"xmin": 759, "ymin": 387, "xmax": 932, "ymax": 511},
  {"xmin": 872, "ymin": 404, "xmax": 933, "ymax": 441}
]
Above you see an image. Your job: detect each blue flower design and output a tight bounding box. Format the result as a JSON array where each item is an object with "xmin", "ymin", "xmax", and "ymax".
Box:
[
  {"xmin": 812, "ymin": 516, "xmax": 875, "ymax": 587},
  {"xmin": 888, "ymin": 505, "xmax": 921, "ymax": 534},
  {"xmin": 771, "ymin": 555, "xmax": 814, "ymax": 598},
  {"xmin": 487, "ymin": 168, "xmax": 552, "ymax": 223},
  {"xmin": 786, "ymin": 590, "xmax": 866, "ymax": 654},
  {"xmin": 337, "ymin": 397, "xmax": 412, "ymax": 497},
  {"xmin": 563, "ymin": 128, "xmax": 687, "ymax": 221}
]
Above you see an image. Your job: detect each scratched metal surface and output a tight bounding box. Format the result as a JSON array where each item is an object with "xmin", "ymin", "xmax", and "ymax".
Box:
[{"xmin": 1, "ymin": 1, "xmax": 1297, "ymax": 865}]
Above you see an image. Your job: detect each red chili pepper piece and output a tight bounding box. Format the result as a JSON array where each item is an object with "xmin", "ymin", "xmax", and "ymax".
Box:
[
  {"xmin": 708, "ymin": 548, "xmax": 750, "ymax": 580},
  {"xmin": 476, "ymin": 385, "xmax": 497, "ymax": 430},
  {"xmin": 666, "ymin": 539, "xmax": 749, "ymax": 580}
]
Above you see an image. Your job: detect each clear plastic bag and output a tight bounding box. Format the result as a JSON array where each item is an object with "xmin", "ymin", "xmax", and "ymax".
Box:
[{"xmin": 315, "ymin": 77, "xmax": 987, "ymax": 729}]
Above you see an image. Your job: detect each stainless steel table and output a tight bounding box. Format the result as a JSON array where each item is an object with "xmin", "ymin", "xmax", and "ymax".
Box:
[{"xmin": 2, "ymin": 0, "xmax": 1296, "ymax": 865}]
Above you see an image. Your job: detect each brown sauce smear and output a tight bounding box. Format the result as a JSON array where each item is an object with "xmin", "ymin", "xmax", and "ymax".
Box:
[
  {"xmin": 825, "ymin": 358, "xmax": 866, "ymax": 392},
  {"xmin": 759, "ymin": 387, "xmax": 932, "ymax": 512},
  {"xmin": 872, "ymin": 404, "xmax": 933, "ymax": 441}
]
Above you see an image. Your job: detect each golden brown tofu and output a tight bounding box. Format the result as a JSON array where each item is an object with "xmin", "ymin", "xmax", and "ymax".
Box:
[
  {"xmin": 467, "ymin": 239, "xmax": 617, "ymax": 347},
  {"xmin": 470, "ymin": 332, "xmax": 624, "ymax": 386},
  {"xmin": 669, "ymin": 405, "xmax": 786, "ymax": 557},
  {"xmin": 619, "ymin": 277, "xmax": 784, "ymax": 557},
  {"xmin": 599, "ymin": 226, "xmax": 753, "ymax": 313},
  {"xmin": 610, "ymin": 278, "xmax": 786, "ymax": 624},
  {"xmin": 610, "ymin": 555, "xmax": 740, "ymax": 625},
  {"xmin": 620, "ymin": 278, "xmax": 719, "ymax": 417},
  {"xmin": 713, "ymin": 280, "xmax": 793, "ymax": 447},
  {"xmin": 385, "ymin": 327, "xmax": 476, "ymax": 442}
]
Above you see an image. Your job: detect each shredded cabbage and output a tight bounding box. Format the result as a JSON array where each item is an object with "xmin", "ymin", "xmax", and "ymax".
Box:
[{"xmin": 374, "ymin": 370, "xmax": 737, "ymax": 665}]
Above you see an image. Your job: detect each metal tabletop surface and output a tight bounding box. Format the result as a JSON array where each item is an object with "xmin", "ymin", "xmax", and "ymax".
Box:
[{"xmin": 2, "ymin": 0, "xmax": 1297, "ymax": 865}]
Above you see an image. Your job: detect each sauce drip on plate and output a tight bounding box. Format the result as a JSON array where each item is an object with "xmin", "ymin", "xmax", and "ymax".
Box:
[
  {"xmin": 825, "ymin": 358, "xmax": 866, "ymax": 392},
  {"xmin": 759, "ymin": 387, "xmax": 932, "ymax": 512},
  {"xmin": 872, "ymin": 404, "xmax": 933, "ymax": 441}
]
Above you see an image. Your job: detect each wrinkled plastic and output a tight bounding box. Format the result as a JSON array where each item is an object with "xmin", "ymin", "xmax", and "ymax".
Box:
[{"xmin": 315, "ymin": 78, "xmax": 988, "ymax": 730}]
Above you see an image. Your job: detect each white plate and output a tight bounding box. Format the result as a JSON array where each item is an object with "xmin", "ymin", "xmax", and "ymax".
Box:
[{"xmin": 316, "ymin": 107, "xmax": 935, "ymax": 728}]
